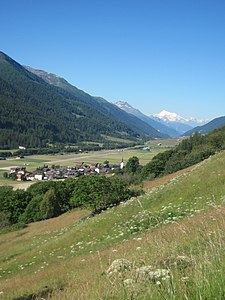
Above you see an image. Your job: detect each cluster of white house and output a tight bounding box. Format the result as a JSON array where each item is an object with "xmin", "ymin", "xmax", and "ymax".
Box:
[{"xmin": 9, "ymin": 160, "xmax": 125, "ymax": 181}]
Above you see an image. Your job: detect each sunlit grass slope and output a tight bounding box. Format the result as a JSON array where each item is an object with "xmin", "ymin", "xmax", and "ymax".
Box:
[{"xmin": 1, "ymin": 152, "xmax": 225, "ymax": 299}]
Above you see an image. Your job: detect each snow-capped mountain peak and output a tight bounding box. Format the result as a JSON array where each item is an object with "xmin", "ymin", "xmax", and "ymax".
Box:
[
  {"xmin": 115, "ymin": 103, "xmax": 208, "ymax": 136},
  {"xmin": 115, "ymin": 101, "xmax": 143, "ymax": 116},
  {"xmin": 153, "ymin": 110, "xmax": 188, "ymax": 122},
  {"xmin": 152, "ymin": 110, "xmax": 207, "ymax": 125},
  {"xmin": 116, "ymin": 101, "xmax": 133, "ymax": 110}
]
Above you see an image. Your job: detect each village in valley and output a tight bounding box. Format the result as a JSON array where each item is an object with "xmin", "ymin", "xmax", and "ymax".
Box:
[{"xmin": 8, "ymin": 160, "xmax": 125, "ymax": 182}]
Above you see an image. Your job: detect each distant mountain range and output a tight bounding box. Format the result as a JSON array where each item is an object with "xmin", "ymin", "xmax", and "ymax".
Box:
[
  {"xmin": 115, "ymin": 102, "xmax": 209, "ymax": 137},
  {"xmin": 152, "ymin": 110, "xmax": 206, "ymax": 126},
  {"xmin": 151, "ymin": 110, "xmax": 208, "ymax": 135},
  {"xmin": 184, "ymin": 116, "xmax": 225, "ymax": 136},
  {"xmin": 115, "ymin": 101, "xmax": 180, "ymax": 137},
  {"xmin": 0, "ymin": 51, "xmax": 165, "ymax": 149}
]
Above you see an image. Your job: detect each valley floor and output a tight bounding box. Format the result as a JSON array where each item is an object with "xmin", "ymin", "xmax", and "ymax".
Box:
[{"xmin": 0, "ymin": 146, "xmax": 166, "ymax": 189}]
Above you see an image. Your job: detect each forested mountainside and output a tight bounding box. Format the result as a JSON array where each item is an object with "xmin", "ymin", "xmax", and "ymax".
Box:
[
  {"xmin": 27, "ymin": 66, "xmax": 167, "ymax": 140},
  {"xmin": 0, "ymin": 52, "xmax": 164, "ymax": 149}
]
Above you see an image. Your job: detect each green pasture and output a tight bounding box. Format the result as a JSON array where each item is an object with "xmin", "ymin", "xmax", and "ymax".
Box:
[
  {"xmin": 146, "ymin": 137, "xmax": 184, "ymax": 147},
  {"xmin": 0, "ymin": 147, "xmax": 165, "ymax": 172}
]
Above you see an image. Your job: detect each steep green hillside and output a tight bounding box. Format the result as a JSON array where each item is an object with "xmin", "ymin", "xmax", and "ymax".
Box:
[
  {"xmin": 0, "ymin": 52, "xmax": 163, "ymax": 149},
  {"xmin": 1, "ymin": 150, "xmax": 225, "ymax": 299}
]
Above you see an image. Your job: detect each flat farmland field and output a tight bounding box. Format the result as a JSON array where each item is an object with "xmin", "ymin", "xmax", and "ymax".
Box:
[
  {"xmin": 146, "ymin": 138, "xmax": 182, "ymax": 147},
  {"xmin": 0, "ymin": 148, "xmax": 166, "ymax": 169}
]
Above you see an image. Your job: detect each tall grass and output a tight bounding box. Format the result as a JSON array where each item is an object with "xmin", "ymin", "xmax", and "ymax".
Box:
[{"xmin": 0, "ymin": 152, "xmax": 225, "ymax": 299}]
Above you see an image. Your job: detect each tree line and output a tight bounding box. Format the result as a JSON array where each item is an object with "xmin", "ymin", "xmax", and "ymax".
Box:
[
  {"xmin": 123, "ymin": 127, "xmax": 225, "ymax": 182},
  {"xmin": 0, "ymin": 176, "xmax": 142, "ymax": 229}
]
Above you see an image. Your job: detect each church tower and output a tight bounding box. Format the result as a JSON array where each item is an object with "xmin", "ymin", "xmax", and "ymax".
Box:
[{"xmin": 120, "ymin": 156, "xmax": 124, "ymax": 169}]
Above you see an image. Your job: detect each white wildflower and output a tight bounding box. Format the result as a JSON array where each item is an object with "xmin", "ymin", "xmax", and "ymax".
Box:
[
  {"xmin": 136, "ymin": 266, "xmax": 170, "ymax": 283},
  {"xmin": 181, "ymin": 276, "xmax": 189, "ymax": 282},
  {"xmin": 124, "ymin": 278, "xmax": 135, "ymax": 287},
  {"xmin": 107, "ymin": 259, "xmax": 133, "ymax": 277}
]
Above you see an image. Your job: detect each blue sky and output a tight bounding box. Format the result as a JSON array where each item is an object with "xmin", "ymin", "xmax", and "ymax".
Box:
[{"xmin": 1, "ymin": 0, "xmax": 225, "ymax": 120}]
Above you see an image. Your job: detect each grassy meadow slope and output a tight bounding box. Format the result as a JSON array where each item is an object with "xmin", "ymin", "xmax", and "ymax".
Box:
[{"xmin": 1, "ymin": 151, "xmax": 225, "ymax": 299}]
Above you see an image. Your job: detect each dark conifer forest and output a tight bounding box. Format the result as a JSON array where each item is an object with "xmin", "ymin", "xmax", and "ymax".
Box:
[{"xmin": 0, "ymin": 52, "xmax": 164, "ymax": 149}]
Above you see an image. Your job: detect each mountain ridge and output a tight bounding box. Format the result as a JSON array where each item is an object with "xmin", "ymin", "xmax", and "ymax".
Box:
[
  {"xmin": 151, "ymin": 111, "xmax": 194, "ymax": 135},
  {"xmin": 0, "ymin": 52, "xmax": 165, "ymax": 149},
  {"xmin": 25, "ymin": 66, "xmax": 165, "ymax": 139},
  {"xmin": 152, "ymin": 110, "xmax": 207, "ymax": 126},
  {"xmin": 115, "ymin": 101, "xmax": 180, "ymax": 138},
  {"xmin": 184, "ymin": 116, "xmax": 225, "ymax": 136}
]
